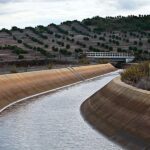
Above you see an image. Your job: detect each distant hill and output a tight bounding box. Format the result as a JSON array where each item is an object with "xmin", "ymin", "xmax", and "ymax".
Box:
[
  {"xmin": 0, "ymin": 15, "xmax": 149, "ymax": 64},
  {"xmin": 83, "ymin": 15, "xmax": 150, "ymax": 32}
]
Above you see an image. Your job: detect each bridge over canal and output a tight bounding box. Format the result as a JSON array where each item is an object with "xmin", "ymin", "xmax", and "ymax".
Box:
[{"xmin": 86, "ymin": 52, "xmax": 135, "ymax": 63}]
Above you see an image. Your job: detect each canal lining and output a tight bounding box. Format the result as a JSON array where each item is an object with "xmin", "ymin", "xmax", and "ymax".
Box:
[
  {"xmin": 0, "ymin": 63, "xmax": 116, "ymax": 113},
  {"xmin": 81, "ymin": 77, "xmax": 150, "ymax": 150}
]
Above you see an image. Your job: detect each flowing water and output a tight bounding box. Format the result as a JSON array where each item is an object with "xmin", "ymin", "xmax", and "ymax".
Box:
[{"xmin": 0, "ymin": 71, "xmax": 123, "ymax": 150}]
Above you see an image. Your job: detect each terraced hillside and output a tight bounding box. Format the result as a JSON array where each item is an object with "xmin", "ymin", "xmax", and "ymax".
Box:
[{"xmin": 0, "ymin": 15, "xmax": 150, "ymax": 64}]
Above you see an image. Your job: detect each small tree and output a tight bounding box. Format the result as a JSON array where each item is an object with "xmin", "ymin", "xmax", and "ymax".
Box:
[
  {"xmin": 18, "ymin": 54, "xmax": 24, "ymax": 59},
  {"xmin": 17, "ymin": 40, "xmax": 22, "ymax": 43},
  {"xmin": 139, "ymin": 41, "xmax": 143, "ymax": 46},
  {"xmin": 66, "ymin": 44, "xmax": 70, "ymax": 49},
  {"xmin": 109, "ymin": 46, "xmax": 113, "ymax": 51},
  {"xmin": 44, "ymin": 44, "xmax": 49, "ymax": 48},
  {"xmin": 134, "ymin": 41, "xmax": 137, "ymax": 45},
  {"xmin": 83, "ymin": 37, "xmax": 89, "ymax": 41}
]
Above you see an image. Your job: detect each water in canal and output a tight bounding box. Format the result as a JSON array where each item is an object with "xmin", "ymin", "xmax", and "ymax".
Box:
[{"xmin": 0, "ymin": 71, "xmax": 123, "ymax": 150}]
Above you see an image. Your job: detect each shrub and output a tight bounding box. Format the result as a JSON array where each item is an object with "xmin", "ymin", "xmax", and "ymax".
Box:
[
  {"xmin": 134, "ymin": 41, "xmax": 137, "ymax": 45},
  {"xmin": 57, "ymin": 41, "xmax": 64, "ymax": 46},
  {"xmin": 23, "ymin": 43, "xmax": 33, "ymax": 49},
  {"xmin": 117, "ymin": 47, "xmax": 122, "ymax": 52},
  {"xmin": 26, "ymin": 34, "xmax": 44, "ymax": 45},
  {"xmin": 50, "ymin": 24, "xmax": 68, "ymax": 35},
  {"xmin": 26, "ymin": 27, "xmax": 48, "ymax": 39},
  {"xmin": 139, "ymin": 41, "xmax": 143, "ymax": 46},
  {"xmin": 47, "ymin": 63, "xmax": 53, "ymax": 69},
  {"xmin": 121, "ymin": 61, "xmax": 150, "ymax": 90},
  {"xmin": 11, "ymin": 26, "xmax": 23, "ymax": 33},
  {"xmin": 10, "ymin": 65, "xmax": 18, "ymax": 73},
  {"xmin": 83, "ymin": 37, "xmax": 89, "ymax": 41},
  {"xmin": 0, "ymin": 28, "xmax": 12, "ymax": 35},
  {"xmin": 52, "ymin": 46, "xmax": 58, "ymax": 52},
  {"xmin": 2, "ymin": 45, "xmax": 27, "ymax": 55},
  {"xmin": 36, "ymin": 47, "xmax": 49, "ymax": 56},
  {"xmin": 79, "ymin": 58, "xmax": 90, "ymax": 64},
  {"xmin": 98, "ymin": 59, "xmax": 109, "ymax": 64},
  {"xmin": 18, "ymin": 54, "xmax": 24, "ymax": 59},
  {"xmin": 13, "ymin": 36, "xmax": 17, "ymax": 40},
  {"xmin": 45, "ymin": 44, "xmax": 49, "ymax": 48},
  {"xmin": 66, "ymin": 44, "xmax": 70, "ymax": 49},
  {"xmin": 60, "ymin": 49, "xmax": 72, "ymax": 56},
  {"xmin": 109, "ymin": 46, "xmax": 113, "ymax": 51},
  {"xmin": 17, "ymin": 40, "xmax": 22, "ymax": 43},
  {"xmin": 55, "ymin": 34, "xmax": 61, "ymax": 38},
  {"xmin": 75, "ymin": 48, "xmax": 83, "ymax": 53}
]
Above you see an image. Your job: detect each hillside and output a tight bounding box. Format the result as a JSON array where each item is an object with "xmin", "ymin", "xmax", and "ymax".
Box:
[{"xmin": 0, "ymin": 15, "xmax": 150, "ymax": 65}]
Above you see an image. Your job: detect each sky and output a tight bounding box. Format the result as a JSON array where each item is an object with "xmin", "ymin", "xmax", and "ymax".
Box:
[{"xmin": 0, "ymin": 0, "xmax": 150, "ymax": 29}]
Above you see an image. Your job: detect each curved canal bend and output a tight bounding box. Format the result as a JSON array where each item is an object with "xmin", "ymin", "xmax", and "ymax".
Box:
[{"xmin": 0, "ymin": 70, "xmax": 123, "ymax": 150}]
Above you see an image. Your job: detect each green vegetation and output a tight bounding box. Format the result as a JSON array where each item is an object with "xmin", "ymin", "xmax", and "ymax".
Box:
[
  {"xmin": 75, "ymin": 48, "xmax": 83, "ymax": 53},
  {"xmin": 66, "ymin": 44, "xmax": 70, "ymax": 49},
  {"xmin": 18, "ymin": 54, "xmax": 24, "ymax": 59},
  {"xmin": 121, "ymin": 61, "xmax": 150, "ymax": 90},
  {"xmin": 89, "ymin": 46, "xmax": 100, "ymax": 52},
  {"xmin": 44, "ymin": 44, "xmax": 49, "ymax": 48},
  {"xmin": 57, "ymin": 41, "xmax": 64, "ymax": 46},
  {"xmin": 71, "ymin": 26, "xmax": 89, "ymax": 36},
  {"xmin": 73, "ymin": 20, "xmax": 91, "ymax": 32},
  {"xmin": 36, "ymin": 25, "xmax": 53, "ymax": 35},
  {"xmin": 26, "ymin": 34, "xmax": 44, "ymax": 45},
  {"xmin": 55, "ymin": 33, "xmax": 62, "ymax": 39},
  {"xmin": 50, "ymin": 23, "xmax": 68, "ymax": 35},
  {"xmin": 66, "ymin": 37, "xmax": 74, "ymax": 43},
  {"xmin": 11, "ymin": 26, "xmax": 23, "ymax": 33},
  {"xmin": 83, "ymin": 15, "xmax": 150, "ymax": 32},
  {"xmin": 76, "ymin": 41, "xmax": 86, "ymax": 48},
  {"xmin": 83, "ymin": 37, "xmax": 89, "ymax": 41},
  {"xmin": 0, "ymin": 45, "xmax": 27, "ymax": 55},
  {"xmin": 23, "ymin": 43, "xmax": 33, "ymax": 49},
  {"xmin": 60, "ymin": 49, "xmax": 72, "ymax": 56},
  {"xmin": 17, "ymin": 39, "xmax": 22, "ymax": 43},
  {"xmin": 0, "ymin": 28, "xmax": 12, "ymax": 35},
  {"xmin": 25, "ymin": 27, "xmax": 48, "ymax": 39},
  {"xmin": 0, "ymin": 15, "xmax": 149, "ymax": 63},
  {"xmin": 36, "ymin": 47, "xmax": 50, "ymax": 57},
  {"xmin": 52, "ymin": 46, "xmax": 58, "ymax": 52}
]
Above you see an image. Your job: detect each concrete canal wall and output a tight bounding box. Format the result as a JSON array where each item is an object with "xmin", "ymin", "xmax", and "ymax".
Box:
[
  {"xmin": 0, "ymin": 63, "xmax": 116, "ymax": 110},
  {"xmin": 81, "ymin": 77, "xmax": 150, "ymax": 149}
]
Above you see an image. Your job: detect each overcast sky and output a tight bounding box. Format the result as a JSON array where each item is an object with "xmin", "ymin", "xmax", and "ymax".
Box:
[{"xmin": 0, "ymin": 0, "xmax": 150, "ymax": 29}]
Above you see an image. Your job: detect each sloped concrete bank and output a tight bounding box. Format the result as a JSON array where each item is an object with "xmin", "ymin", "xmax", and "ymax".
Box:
[
  {"xmin": 81, "ymin": 77, "xmax": 150, "ymax": 149},
  {"xmin": 0, "ymin": 63, "xmax": 116, "ymax": 111}
]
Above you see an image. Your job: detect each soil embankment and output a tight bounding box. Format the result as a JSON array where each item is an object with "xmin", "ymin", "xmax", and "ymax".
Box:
[
  {"xmin": 81, "ymin": 77, "xmax": 150, "ymax": 149},
  {"xmin": 0, "ymin": 63, "xmax": 115, "ymax": 110}
]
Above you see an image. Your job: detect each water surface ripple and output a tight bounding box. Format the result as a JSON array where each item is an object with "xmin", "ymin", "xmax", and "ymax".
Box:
[{"xmin": 0, "ymin": 71, "xmax": 123, "ymax": 150}]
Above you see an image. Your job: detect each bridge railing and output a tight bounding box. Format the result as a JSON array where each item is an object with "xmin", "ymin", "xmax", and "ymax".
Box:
[{"xmin": 85, "ymin": 52, "xmax": 135, "ymax": 59}]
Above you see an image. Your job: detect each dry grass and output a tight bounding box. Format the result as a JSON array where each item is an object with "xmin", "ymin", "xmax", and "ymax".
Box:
[
  {"xmin": 10, "ymin": 65, "xmax": 18, "ymax": 73},
  {"xmin": 47, "ymin": 63, "xmax": 53, "ymax": 69},
  {"xmin": 79, "ymin": 58, "xmax": 90, "ymax": 64},
  {"xmin": 121, "ymin": 61, "xmax": 150, "ymax": 90}
]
